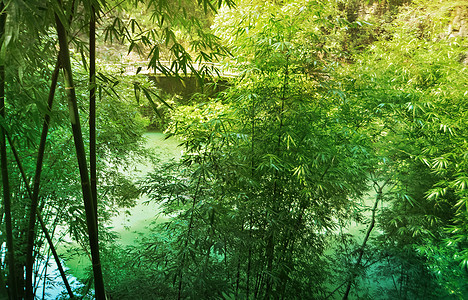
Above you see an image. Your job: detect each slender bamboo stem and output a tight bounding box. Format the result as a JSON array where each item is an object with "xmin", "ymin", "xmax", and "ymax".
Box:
[
  {"xmin": 178, "ymin": 175, "xmax": 202, "ymax": 300},
  {"xmin": 234, "ymin": 247, "xmax": 241, "ymax": 299},
  {"xmin": 55, "ymin": 8, "xmax": 106, "ymax": 299},
  {"xmin": 264, "ymin": 56, "xmax": 289, "ymax": 300},
  {"xmin": 246, "ymin": 87, "xmax": 256, "ymax": 300},
  {"xmin": 25, "ymin": 58, "xmax": 61, "ymax": 300},
  {"xmin": 26, "ymin": 2, "xmax": 76, "ymax": 292},
  {"xmin": 342, "ymin": 180, "xmax": 387, "ymax": 300},
  {"xmin": 0, "ymin": 186, "xmax": 4, "ymax": 296},
  {"xmin": 0, "ymin": 3, "xmax": 18, "ymax": 299},
  {"xmin": 89, "ymin": 4, "xmax": 97, "ymax": 223},
  {"xmin": 4, "ymin": 129, "xmax": 75, "ymax": 299}
]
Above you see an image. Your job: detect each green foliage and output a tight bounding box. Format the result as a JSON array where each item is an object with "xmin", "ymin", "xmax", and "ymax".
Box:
[
  {"xmin": 123, "ymin": 2, "xmax": 374, "ymax": 298},
  {"xmin": 100, "ymin": 0, "xmax": 468, "ymax": 298},
  {"xmin": 336, "ymin": 0, "xmax": 468, "ymax": 297},
  {"xmin": 101, "ymin": 0, "xmax": 234, "ymax": 81},
  {"xmin": 1, "ymin": 0, "xmax": 467, "ymax": 299}
]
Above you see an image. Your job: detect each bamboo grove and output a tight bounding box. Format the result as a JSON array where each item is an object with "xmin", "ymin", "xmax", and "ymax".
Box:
[
  {"xmin": 0, "ymin": 0, "xmax": 232, "ymax": 298},
  {"xmin": 1, "ymin": 0, "xmax": 468, "ymax": 299}
]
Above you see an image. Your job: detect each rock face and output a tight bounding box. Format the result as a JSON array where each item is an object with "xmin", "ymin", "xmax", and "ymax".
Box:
[{"xmin": 448, "ymin": 5, "xmax": 468, "ymax": 38}]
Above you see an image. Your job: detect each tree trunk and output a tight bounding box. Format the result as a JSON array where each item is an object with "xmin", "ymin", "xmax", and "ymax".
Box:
[{"xmin": 55, "ymin": 10, "xmax": 106, "ymax": 300}]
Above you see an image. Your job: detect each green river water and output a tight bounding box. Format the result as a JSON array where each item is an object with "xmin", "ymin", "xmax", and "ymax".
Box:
[{"xmin": 52, "ymin": 132, "xmax": 181, "ymax": 290}]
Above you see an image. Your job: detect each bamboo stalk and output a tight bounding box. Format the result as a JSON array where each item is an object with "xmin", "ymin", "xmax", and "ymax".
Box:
[
  {"xmin": 0, "ymin": 3, "xmax": 18, "ymax": 298},
  {"xmin": 4, "ymin": 129, "xmax": 75, "ymax": 298},
  {"xmin": 24, "ymin": 58, "xmax": 61, "ymax": 300},
  {"xmin": 264, "ymin": 56, "xmax": 289, "ymax": 300},
  {"xmin": 89, "ymin": 4, "xmax": 97, "ymax": 223},
  {"xmin": 54, "ymin": 8, "xmax": 106, "ymax": 299},
  {"xmin": 342, "ymin": 180, "xmax": 388, "ymax": 300},
  {"xmin": 178, "ymin": 175, "xmax": 202, "ymax": 300}
]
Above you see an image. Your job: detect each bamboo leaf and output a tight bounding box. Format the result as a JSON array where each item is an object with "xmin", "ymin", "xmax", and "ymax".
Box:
[
  {"xmin": 133, "ymin": 82, "xmax": 140, "ymax": 105},
  {"xmin": 142, "ymin": 87, "xmax": 162, "ymax": 118},
  {"xmin": 150, "ymin": 90, "xmax": 173, "ymax": 110}
]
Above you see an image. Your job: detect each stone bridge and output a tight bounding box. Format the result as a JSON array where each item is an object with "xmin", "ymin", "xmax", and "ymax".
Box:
[
  {"xmin": 105, "ymin": 60, "xmax": 237, "ymax": 78},
  {"xmin": 104, "ymin": 60, "xmax": 234, "ymax": 100}
]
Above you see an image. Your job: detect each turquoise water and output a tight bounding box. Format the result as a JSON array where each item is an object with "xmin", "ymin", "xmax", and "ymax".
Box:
[
  {"xmin": 109, "ymin": 131, "xmax": 181, "ymax": 245},
  {"xmin": 37, "ymin": 132, "xmax": 181, "ymax": 298}
]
